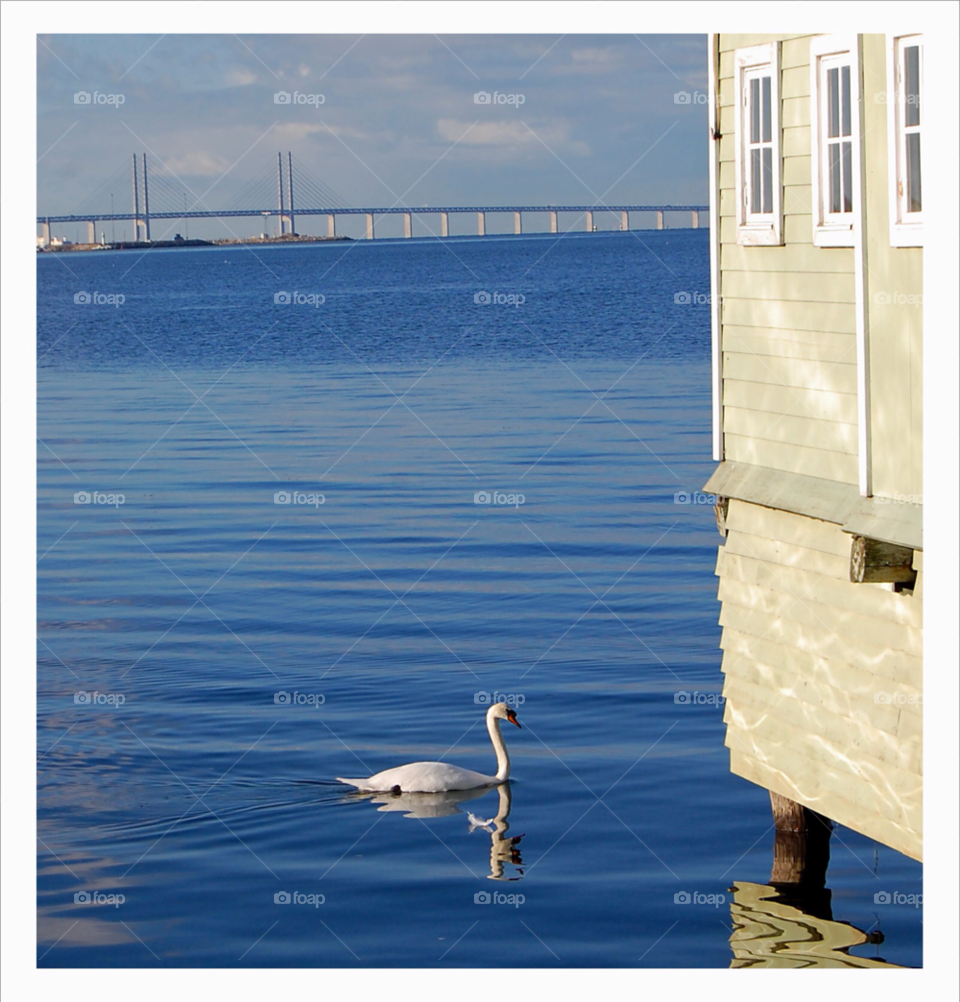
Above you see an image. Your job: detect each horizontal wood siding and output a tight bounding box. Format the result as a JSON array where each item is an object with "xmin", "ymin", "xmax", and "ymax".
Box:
[
  {"xmin": 717, "ymin": 499, "xmax": 922, "ymax": 860},
  {"xmin": 718, "ymin": 33, "xmax": 858, "ymax": 487}
]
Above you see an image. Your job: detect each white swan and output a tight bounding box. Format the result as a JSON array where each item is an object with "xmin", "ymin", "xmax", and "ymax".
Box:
[{"xmin": 337, "ymin": 702, "xmax": 522, "ymax": 793}]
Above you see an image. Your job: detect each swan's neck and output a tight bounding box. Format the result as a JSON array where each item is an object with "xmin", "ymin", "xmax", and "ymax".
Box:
[{"xmin": 488, "ymin": 714, "xmax": 511, "ymax": 782}]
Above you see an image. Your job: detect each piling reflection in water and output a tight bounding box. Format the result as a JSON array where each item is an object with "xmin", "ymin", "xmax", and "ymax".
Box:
[{"xmin": 729, "ymin": 822, "xmax": 899, "ymax": 968}]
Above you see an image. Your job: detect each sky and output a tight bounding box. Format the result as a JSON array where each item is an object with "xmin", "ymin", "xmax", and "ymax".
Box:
[{"xmin": 37, "ymin": 33, "xmax": 709, "ymax": 240}]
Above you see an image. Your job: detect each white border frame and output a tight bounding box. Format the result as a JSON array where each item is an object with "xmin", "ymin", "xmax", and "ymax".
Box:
[
  {"xmin": 887, "ymin": 32, "xmax": 924, "ymax": 247},
  {"xmin": 809, "ymin": 33, "xmax": 860, "ymax": 247},
  {"xmin": 733, "ymin": 42, "xmax": 782, "ymax": 246}
]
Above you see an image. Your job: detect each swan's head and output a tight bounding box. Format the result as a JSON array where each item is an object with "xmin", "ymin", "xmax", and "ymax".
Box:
[{"xmin": 488, "ymin": 701, "xmax": 522, "ymax": 728}]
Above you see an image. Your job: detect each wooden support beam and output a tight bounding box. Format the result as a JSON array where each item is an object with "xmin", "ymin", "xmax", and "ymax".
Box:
[{"xmin": 849, "ymin": 535, "xmax": 917, "ymax": 584}]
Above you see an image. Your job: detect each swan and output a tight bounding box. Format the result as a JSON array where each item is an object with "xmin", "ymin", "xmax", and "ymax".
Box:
[{"xmin": 337, "ymin": 702, "xmax": 522, "ymax": 793}]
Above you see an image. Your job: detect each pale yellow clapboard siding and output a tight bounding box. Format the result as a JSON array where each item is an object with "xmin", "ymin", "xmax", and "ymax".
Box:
[
  {"xmin": 721, "ymin": 271, "xmax": 854, "ymax": 305},
  {"xmin": 721, "ymin": 297, "xmax": 856, "ymax": 335},
  {"xmin": 729, "ymin": 749, "xmax": 922, "ymax": 860},
  {"xmin": 717, "ymin": 577, "xmax": 922, "ymax": 659},
  {"xmin": 781, "ymin": 96, "xmax": 810, "ymax": 130},
  {"xmin": 720, "ymin": 628, "xmax": 923, "ymax": 707},
  {"xmin": 721, "ymin": 655, "xmax": 920, "ymax": 766},
  {"xmin": 780, "ymin": 65, "xmax": 810, "ymax": 100},
  {"xmin": 721, "ymin": 323, "xmax": 855, "ymax": 352},
  {"xmin": 782, "ymin": 126, "xmax": 812, "ymax": 159},
  {"xmin": 722, "ymin": 352, "xmax": 857, "ymax": 392},
  {"xmin": 721, "ymin": 527, "xmax": 848, "ymax": 578},
  {"xmin": 725, "ymin": 717, "xmax": 923, "ymax": 834},
  {"xmin": 782, "ymin": 155, "xmax": 811, "ymax": 187},
  {"xmin": 723, "ymin": 379, "xmax": 858, "ymax": 423},
  {"xmin": 723, "ymin": 406, "xmax": 858, "ymax": 454},
  {"xmin": 781, "ymin": 36, "xmax": 814, "ymax": 71},
  {"xmin": 719, "ymin": 34, "xmax": 810, "ymax": 52},
  {"xmin": 718, "ymin": 598, "xmax": 921, "ymax": 681},
  {"xmin": 717, "ymin": 549, "xmax": 923, "ymax": 629},
  {"xmin": 720, "ymin": 240, "xmax": 853, "ymax": 275},
  {"xmin": 719, "ymin": 629, "xmax": 924, "ymax": 729},
  {"xmin": 722, "ymin": 333, "xmax": 856, "ymax": 364},
  {"xmin": 723, "ymin": 680, "xmax": 922, "ymax": 796},
  {"xmin": 782, "ymin": 185, "xmax": 813, "ymax": 218},
  {"xmin": 724, "ymin": 501, "xmax": 849, "ymax": 554},
  {"xmin": 724, "ymin": 434, "xmax": 860, "ymax": 484}
]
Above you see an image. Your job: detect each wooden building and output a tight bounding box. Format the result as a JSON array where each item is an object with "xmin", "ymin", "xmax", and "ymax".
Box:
[{"xmin": 703, "ymin": 34, "xmax": 923, "ymax": 860}]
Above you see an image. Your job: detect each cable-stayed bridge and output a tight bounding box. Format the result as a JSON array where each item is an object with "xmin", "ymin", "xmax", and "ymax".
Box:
[{"xmin": 37, "ymin": 152, "xmax": 707, "ymax": 244}]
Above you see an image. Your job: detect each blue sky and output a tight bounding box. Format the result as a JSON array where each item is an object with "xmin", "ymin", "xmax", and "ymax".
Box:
[{"xmin": 37, "ymin": 34, "xmax": 709, "ymax": 239}]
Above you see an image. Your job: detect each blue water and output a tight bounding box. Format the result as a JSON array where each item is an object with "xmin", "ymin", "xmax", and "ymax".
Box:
[{"xmin": 37, "ymin": 232, "xmax": 922, "ymax": 967}]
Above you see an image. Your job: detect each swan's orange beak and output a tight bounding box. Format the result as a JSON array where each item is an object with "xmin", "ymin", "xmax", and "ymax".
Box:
[{"xmin": 506, "ymin": 709, "xmax": 521, "ymax": 729}]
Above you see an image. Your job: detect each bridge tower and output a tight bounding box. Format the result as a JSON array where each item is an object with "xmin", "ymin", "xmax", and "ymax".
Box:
[
  {"xmin": 142, "ymin": 153, "xmax": 151, "ymax": 241},
  {"xmin": 131, "ymin": 154, "xmax": 140, "ymax": 243}
]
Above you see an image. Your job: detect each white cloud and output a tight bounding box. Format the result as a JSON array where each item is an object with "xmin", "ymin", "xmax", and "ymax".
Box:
[
  {"xmin": 162, "ymin": 151, "xmax": 234, "ymax": 177},
  {"xmin": 436, "ymin": 119, "xmax": 588, "ymax": 155}
]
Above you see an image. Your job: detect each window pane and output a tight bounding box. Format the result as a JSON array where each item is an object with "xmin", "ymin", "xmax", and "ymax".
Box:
[
  {"xmin": 841, "ymin": 141, "xmax": 852, "ymax": 213},
  {"xmin": 905, "ymin": 45, "xmax": 920, "ymax": 127},
  {"xmin": 762, "ymin": 76, "xmax": 771, "ymax": 143},
  {"xmin": 751, "ymin": 148, "xmax": 761, "ymax": 213},
  {"xmin": 841, "ymin": 65, "xmax": 851, "ymax": 138},
  {"xmin": 762, "ymin": 147, "xmax": 772, "ymax": 213},
  {"xmin": 827, "ymin": 67, "xmax": 839, "ymax": 139},
  {"xmin": 750, "ymin": 78, "xmax": 760, "ymax": 143},
  {"xmin": 907, "ymin": 132, "xmax": 921, "ymax": 212},
  {"xmin": 829, "ymin": 143, "xmax": 841, "ymax": 213}
]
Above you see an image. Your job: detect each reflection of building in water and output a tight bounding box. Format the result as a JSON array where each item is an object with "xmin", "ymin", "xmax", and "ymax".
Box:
[
  {"xmin": 703, "ymin": 33, "xmax": 923, "ymax": 861},
  {"xmin": 729, "ymin": 882, "xmax": 897, "ymax": 968}
]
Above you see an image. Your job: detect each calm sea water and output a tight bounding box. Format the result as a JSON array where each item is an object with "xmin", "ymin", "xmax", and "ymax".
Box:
[{"xmin": 37, "ymin": 232, "xmax": 922, "ymax": 967}]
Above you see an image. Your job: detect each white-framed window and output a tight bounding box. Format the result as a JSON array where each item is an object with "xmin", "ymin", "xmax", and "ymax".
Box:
[
  {"xmin": 887, "ymin": 34, "xmax": 923, "ymax": 246},
  {"xmin": 734, "ymin": 42, "xmax": 782, "ymax": 246},
  {"xmin": 809, "ymin": 35, "xmax": 860, "ymax": 247}
]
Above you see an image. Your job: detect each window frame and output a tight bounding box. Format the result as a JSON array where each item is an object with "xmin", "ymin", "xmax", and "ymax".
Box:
[
  {"xmin": 887, "ymin": 33, "xmax": 924, "ymax": 247},
  {"xmin": 809, "ymin": 34, "xmax": 861, "ymax": 248},
  {"xmin": 734, "ymin": 42, "xmax": 782, "ymax": 246}
]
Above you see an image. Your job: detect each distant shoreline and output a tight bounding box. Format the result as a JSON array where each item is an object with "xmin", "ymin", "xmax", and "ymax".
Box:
[{"xmin": 37, "ymin": 234, "xmax": 354, "ymax": 252}]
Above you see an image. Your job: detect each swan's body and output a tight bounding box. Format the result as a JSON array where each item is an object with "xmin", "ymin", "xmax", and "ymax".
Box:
[{"xmin": 337, "ymin": 702, "xmax": 522, "ymax": 793}]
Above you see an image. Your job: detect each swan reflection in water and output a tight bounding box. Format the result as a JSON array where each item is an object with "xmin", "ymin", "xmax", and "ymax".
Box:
[{"xmin": 344, "ymin": 782, "xmax": 524, "ymax": 881}]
